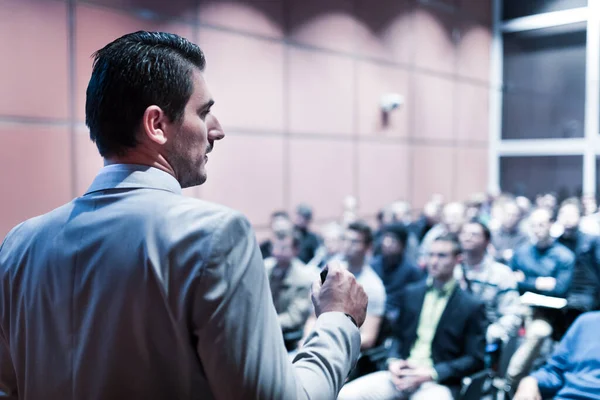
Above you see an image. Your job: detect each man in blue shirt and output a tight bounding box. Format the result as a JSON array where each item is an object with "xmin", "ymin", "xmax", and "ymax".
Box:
[
  {"xmin": 511, "ymin": 207, "xmax": 575, "ymax": 299},
  {"xmin": 514, "ymin": 312, "xmax": 600, "ymax": 400},
  {"xmin": 507, "ymin": 207, "xmax": 576, "ymax": 389}
]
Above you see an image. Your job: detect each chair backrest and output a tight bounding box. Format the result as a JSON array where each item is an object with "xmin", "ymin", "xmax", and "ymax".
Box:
[
  {"xmin": 459, "ymin": 369, "xmax": 493, "ymax": 400},
  {"xmin": 498, "ymin": 333, "xmax": 520, "ymax": 378}
]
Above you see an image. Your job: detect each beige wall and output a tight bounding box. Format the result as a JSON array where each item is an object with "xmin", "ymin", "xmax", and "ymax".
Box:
[{"xmin": 0, "ymin": 0, "xmax": 491, "ymax": 239}]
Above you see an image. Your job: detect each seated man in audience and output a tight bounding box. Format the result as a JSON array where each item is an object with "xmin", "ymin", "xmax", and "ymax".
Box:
[
  {"xmin": 514, "ymin": 311, "xmax": 600, "ymax": 400},
  {"xmin": 506, "ymin": 207, "xmax": 575, "ymax": 387},
  {"xmin": 457, "ymin": 221, "xmax": 522, "ymax": 344},
  {"xmin": 338, "ymin": 234, "xmax": 487, "ymax": 400},
  {"xmin": 259, "ymin": 210, "xmax": 293, "ymax": 259},
  {"xmin": 294, "ymin": 203, "xmax": 321, "ymax": 264},
  {"xmin": 555, "ymin": 198, "xmax": 600, "ymax": 325},
  {"xmin": 373, "ymin": 201, "xmax": 420, "ymax": 264},
  {"xmin": 418, "ymin": 202, "xmax": 466, "ymax": 268},
  {"xmin": 307, "ymin": 222, "xmax": 344, "ymax": 269},
  {"xmin": 264, "ymin": 232, "xmax": 317, "ymax": 350},
  {"xmin": 371, "ymin": 223, "xmax": 426, "ymax": 322},
  {"xmin": 341, "ymin": 221, "xmax": 387, "ymax": 350},
  {"xmin": 304, "ymin": 222, "xmax": 386, "ymax": 351},
  {"xmin": 511, "ymin": 207, "xmax": 575, "ymax": 299},
  {"xmin": 492, "ymin": 199, "xmax": 528, "ymax": 265}
]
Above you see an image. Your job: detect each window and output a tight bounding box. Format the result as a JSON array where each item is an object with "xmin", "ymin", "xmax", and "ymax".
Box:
[
  {"xmin": 503, "ymin": 0, "xmax": 587, "ymax": 21},
  {"xmin": 502, "ymin": 23, "xmax": 586, "ymax": 139},
  {"xmin": 500, "ymin": 155, "xmax": 583, "ymax": 200}
]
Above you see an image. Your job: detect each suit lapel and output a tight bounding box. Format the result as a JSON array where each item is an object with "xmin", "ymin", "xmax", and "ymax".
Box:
[
  {"xmin": 432, "ymin": 286, "xmax": 460, "ymax": 344},
  {"xmin": 406, "ymin": 284, "xmax": 428, "ymax": 348}
]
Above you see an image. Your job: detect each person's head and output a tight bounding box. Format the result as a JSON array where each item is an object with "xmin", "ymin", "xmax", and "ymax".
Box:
[
  {"xmin": 321, "ymin": 222, "xmax": 344, "ymax": 256},
  {"xmin": 422, "ymin": 201, "xmax": 442, "ymax": 225},
  {"xmin": 501, "ymin": 200, "xmax": 522, "ymax": 231},
  {"xmin": 557, "ymin": 198, "xmax": 582, "ymax": 233},
  {"xmin": 459, "ymin": 221, "xmax": 491, "ymax": 254},
  {"xmin": 442, "ymin": 202, "xmax": 466, "ymax": 234},
  {"xmin": 379, "ymin": 223, "xmax": 408, "ymax": 259},
  {"xmin": 581, "ymin": 194, "xmax": 597, "ymax": 216},
  {"xmin": 529, "ymin": 207, "xmax": 554, "ymax": 247},
  {"xmin": 389, "ymin": 201, "xmax": 412, "ymax": 225},
  {"xmin": 342, "ymin": 221, "xmax": 373, "ymax": 264},
  {"xmin": 515, "ymin": 196, "xmax": 532, "ymax": 216},
  {"xmin": 428, "ymin": 234, "xmax": 462, "ymax": 282},
  {"xmin": 270, "ymin": 211, "xmax": 293, "ymax": 239},
  {"xmin": 271, "ymin": 232, "xmax": 301, "ymax": 266},
  {"xmin": 295, "ymin": 204, "xmax": 313, "ymax": 229},
  {"xmin": 86, "ymin": 31, "xmax": 224, "ymax": 188},
  {"xmin": 465, "ymin": 193, "xmax": 486, "ymax": 220}
]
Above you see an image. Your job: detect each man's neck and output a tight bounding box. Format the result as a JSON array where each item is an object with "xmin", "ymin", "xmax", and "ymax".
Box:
[
  {"xmin": 106, "ymin": 146, "xmax": 176, "ymax": 180},
  {"xmin": 535, "ymin": 239, "xmax": 553, "ymax": 250},
  {"xmin": 432, "ymin": 275, "xmax": 452, "ymax": 290},
  {"xmin": 347, "ymin": 256, "xmax": 365, "ymax": 274},
  {"xmin": 463, "ymin": 251, "xmax": 486, "ymax": 269}
]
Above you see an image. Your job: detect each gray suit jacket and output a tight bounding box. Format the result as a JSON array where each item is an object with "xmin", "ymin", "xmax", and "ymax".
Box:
[{"xmin": 0, "ymin": 164, "xmax": 360, "ymax": 400}]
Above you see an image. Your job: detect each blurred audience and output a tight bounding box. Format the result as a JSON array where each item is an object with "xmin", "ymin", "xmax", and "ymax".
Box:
[
  {"xmin": 264, "ymin": 232, "xmax": 317, "ymax": 350},
  {"xmin": 338, "ymin": 234, "xmax": 487, "ymax": 400},
  {"xmin": 262, "ymin": 189, "xmax": 600, "ymax": 393}
]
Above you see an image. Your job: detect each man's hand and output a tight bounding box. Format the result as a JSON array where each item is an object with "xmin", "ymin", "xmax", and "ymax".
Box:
[
  {"xmin": 391, "ymin": 365, "xmax": 435, "ymax": 392},
  {"xmin": 535, "ymin": 277, "xmax": 557, "ymax": 291},
  {"xmin": 311, "ymin": 261, "xmax": 368, "ymax": 327},
  {"xmin": 513, "ymin": 377, "xmax": 542, "ymax": 400}
]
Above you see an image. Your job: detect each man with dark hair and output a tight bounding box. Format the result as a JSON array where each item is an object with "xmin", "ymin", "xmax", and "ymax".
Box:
[
  {"xmin": 457, "ymin": 221, "xmax": 521, "ymax": 344},
  {"xmin": 343, "ymin": 221, "xmax": 386, "ymax": 350},
  {"xmin": 0, "ymin": 31, "xmax": 368, "ymax": 399},
  {"xmin": 339, "ymin": 234, "xmax": 487, "ymax": 399},
  {"xmin": 265, "ymin": 232, "xmax": 317, "ymax": 349},
  {"xmin": 260, "ymin": 210, "xmax": 292, "ymax": 258},
  {"xmin": 371, "ymin": 223, "xmax": 426, "ymax": 320},
  {"xmin": 492, "ymin": 199, "xmax": 529, "ymax": 265},
  {"xmin": 294, "ymin": 203, "xmax": 321, "ymax": 264}
]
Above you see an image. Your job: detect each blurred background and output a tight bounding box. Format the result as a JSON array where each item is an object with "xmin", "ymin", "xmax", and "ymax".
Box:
[{"xmin": 0, "ymin": 0, "xmax": 596, "ymax": 240}]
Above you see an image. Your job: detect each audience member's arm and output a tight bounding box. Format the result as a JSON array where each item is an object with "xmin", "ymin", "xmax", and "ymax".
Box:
[
  {"xmin": 545, "ymin": 254, "xmax": 575, "ymax": 298},
  {"xmin": 360, "ymin": 315, "xmax": 381, "ymax": 350},
  {"xmin": 527, "ymin": 314, "xmax": 582, "ymax": 398},
  {"xmin": 278, "ymin": 286, "xmax": 313, "ymax": 332},
  {"xmin": 493, "ymin": 270, "xmax": 523, "ymax": 339},
  {"xmin": 433, "ymin": 302, "xmax": 487, "ymax": 382},
  {"xmin": 194, "ymin": 212, "xmax": 361, "ymax": 400},
  {"xmin": 513, "ymin": 377, "xmax": 542, "ymax": 400}
]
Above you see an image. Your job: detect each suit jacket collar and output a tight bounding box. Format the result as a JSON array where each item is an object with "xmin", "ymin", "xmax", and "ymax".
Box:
[
  {"xmin": 407, "ymin": 281, "xmax": 461, "ymax": 349},
  {"xmin": 85, "ymin": 164, "xmax": 182, "ymax": 196}
]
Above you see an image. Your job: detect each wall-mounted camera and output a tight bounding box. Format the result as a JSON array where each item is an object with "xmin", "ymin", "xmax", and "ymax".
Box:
[{"xmin": 380, "ymin": 93, "xmax": 404, "ymax": 126}]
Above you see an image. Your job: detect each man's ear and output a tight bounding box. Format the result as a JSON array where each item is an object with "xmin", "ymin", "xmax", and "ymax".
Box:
[{"xmin": 141, "ymin": 105, "xmax": 168, "ymax": 145}]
